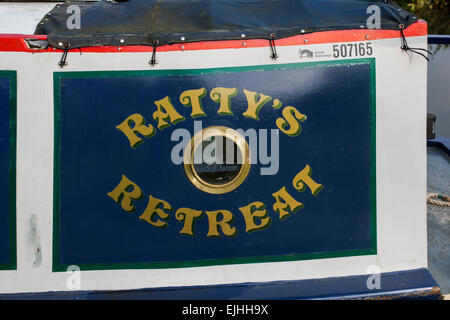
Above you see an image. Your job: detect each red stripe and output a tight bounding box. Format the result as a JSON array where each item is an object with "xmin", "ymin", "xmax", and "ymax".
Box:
[{"xmin": 0, "ymin": 21, "xmax": 427, "ymax": 53}]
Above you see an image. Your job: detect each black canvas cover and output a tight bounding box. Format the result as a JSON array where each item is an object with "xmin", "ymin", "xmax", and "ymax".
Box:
[{"xmin": 35, "ymin": 0, "xmax": 418, "ymax": 49}]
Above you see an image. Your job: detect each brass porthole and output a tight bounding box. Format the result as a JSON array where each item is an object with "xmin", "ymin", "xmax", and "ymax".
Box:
[{"xmin": 183, "ymin": 126, "xmax": 251, "ymax": 194}]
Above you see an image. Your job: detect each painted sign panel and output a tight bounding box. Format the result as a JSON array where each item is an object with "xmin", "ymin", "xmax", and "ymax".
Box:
[
  {"xmin": 0, "ymin": 71, "xmax": 16, "ymax": 270},
  {"xmin": 53, "ymin": 59, "xmax": 376, "ymax": 271}
]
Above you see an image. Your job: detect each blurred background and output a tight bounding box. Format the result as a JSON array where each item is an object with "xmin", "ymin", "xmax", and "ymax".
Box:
[{"xmin": 397, "ymin": 0, "xmax": 449, "ymax": 34}]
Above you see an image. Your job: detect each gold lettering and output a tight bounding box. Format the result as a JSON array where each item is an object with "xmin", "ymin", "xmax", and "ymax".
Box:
[
  {"xmin": 272, "ymin": 99, "xmax": 282, "ymax": 109},
  {"xmin": 242, "ymin": 89, "xmax": 272, "ymax": 120},
  {"xmin": 175, "ymin": 207, "xmax": 204, "ymax": 236},
  {"xmin": 272, "ymin": 186, "xmax": 304, "ymax": 220},
  {"xmin": 153, "ymin": 96, "xmax": 185, "ymax": 130},
  {"xmin": 292, "ymin": 165, "xmax": 324, "ymax": 196},
  {"xmin": 238, "ymin": 201, "xmax": 271, "ymax": 233},
  {"xmin": 210, "ymin": 87, "xmax": 238, "ymax": 116},
  {"xmin": 206, "ymin": 210, "xmax": 237, "ymax": 237},
  {"xmin": 180, "ymin": 88, "xmax": 207, "ymax": 118},
  {"xmin": 276, "ymin": 106, "xmax": 307, "ymax": 137},
  {"xmin": 107, "ymin": 174, "xmax": 143, "ymax": 212},
  {"xmin": 139, "ymin": 195, "xmax": 172, "ymax": 228},
  {"xmin": 116, "ymin": 113, "xmax": 155, "ymax": 148}
]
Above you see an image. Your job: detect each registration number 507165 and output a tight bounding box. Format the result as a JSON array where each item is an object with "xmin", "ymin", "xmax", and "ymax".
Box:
[{"xmin": 332, "ymin": 42, "xmax": 373, "ymax": 58}]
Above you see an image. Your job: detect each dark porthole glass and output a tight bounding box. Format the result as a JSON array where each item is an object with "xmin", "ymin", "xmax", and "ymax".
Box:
[{"xmin": 192, "ymin": 136, "xmax": 243, "ymax": 186}]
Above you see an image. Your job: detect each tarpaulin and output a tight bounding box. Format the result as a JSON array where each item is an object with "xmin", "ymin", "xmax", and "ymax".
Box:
[{"xmin": 35, "ymin": 0, "xmax": 417, "ymax": 49}]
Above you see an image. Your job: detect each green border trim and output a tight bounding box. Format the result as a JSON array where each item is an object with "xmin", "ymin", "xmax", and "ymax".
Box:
[
  {"xmin": 53, "ymin": 59, "xmax": 377, "ymax": 272},
  {"xmin": 0, "ymin": 71, "xmax": 17, "ymax": 270},
  {"xmin": 369, "ymin": 59, "xmax": 377, "ymax": 253},
  {"xmin": 53, "ymin": 73, "xmax": 61, "ymax": 273}
]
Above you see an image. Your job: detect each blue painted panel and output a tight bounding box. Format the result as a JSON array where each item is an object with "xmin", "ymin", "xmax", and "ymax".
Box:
[
  {"xmin": 0, "ymin": 268, "xmax": 440, "ymax": 300},
  {"xmin": 428, "ymin": 35, "xmax": 450, "ymax": 45},
  {"xmin": 54, "ymin": 60, "xmax": 376, "ymax": 270},
  {"xmin": 0, "ymin": 71, "xmax": 16, "ymax": 269}
]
